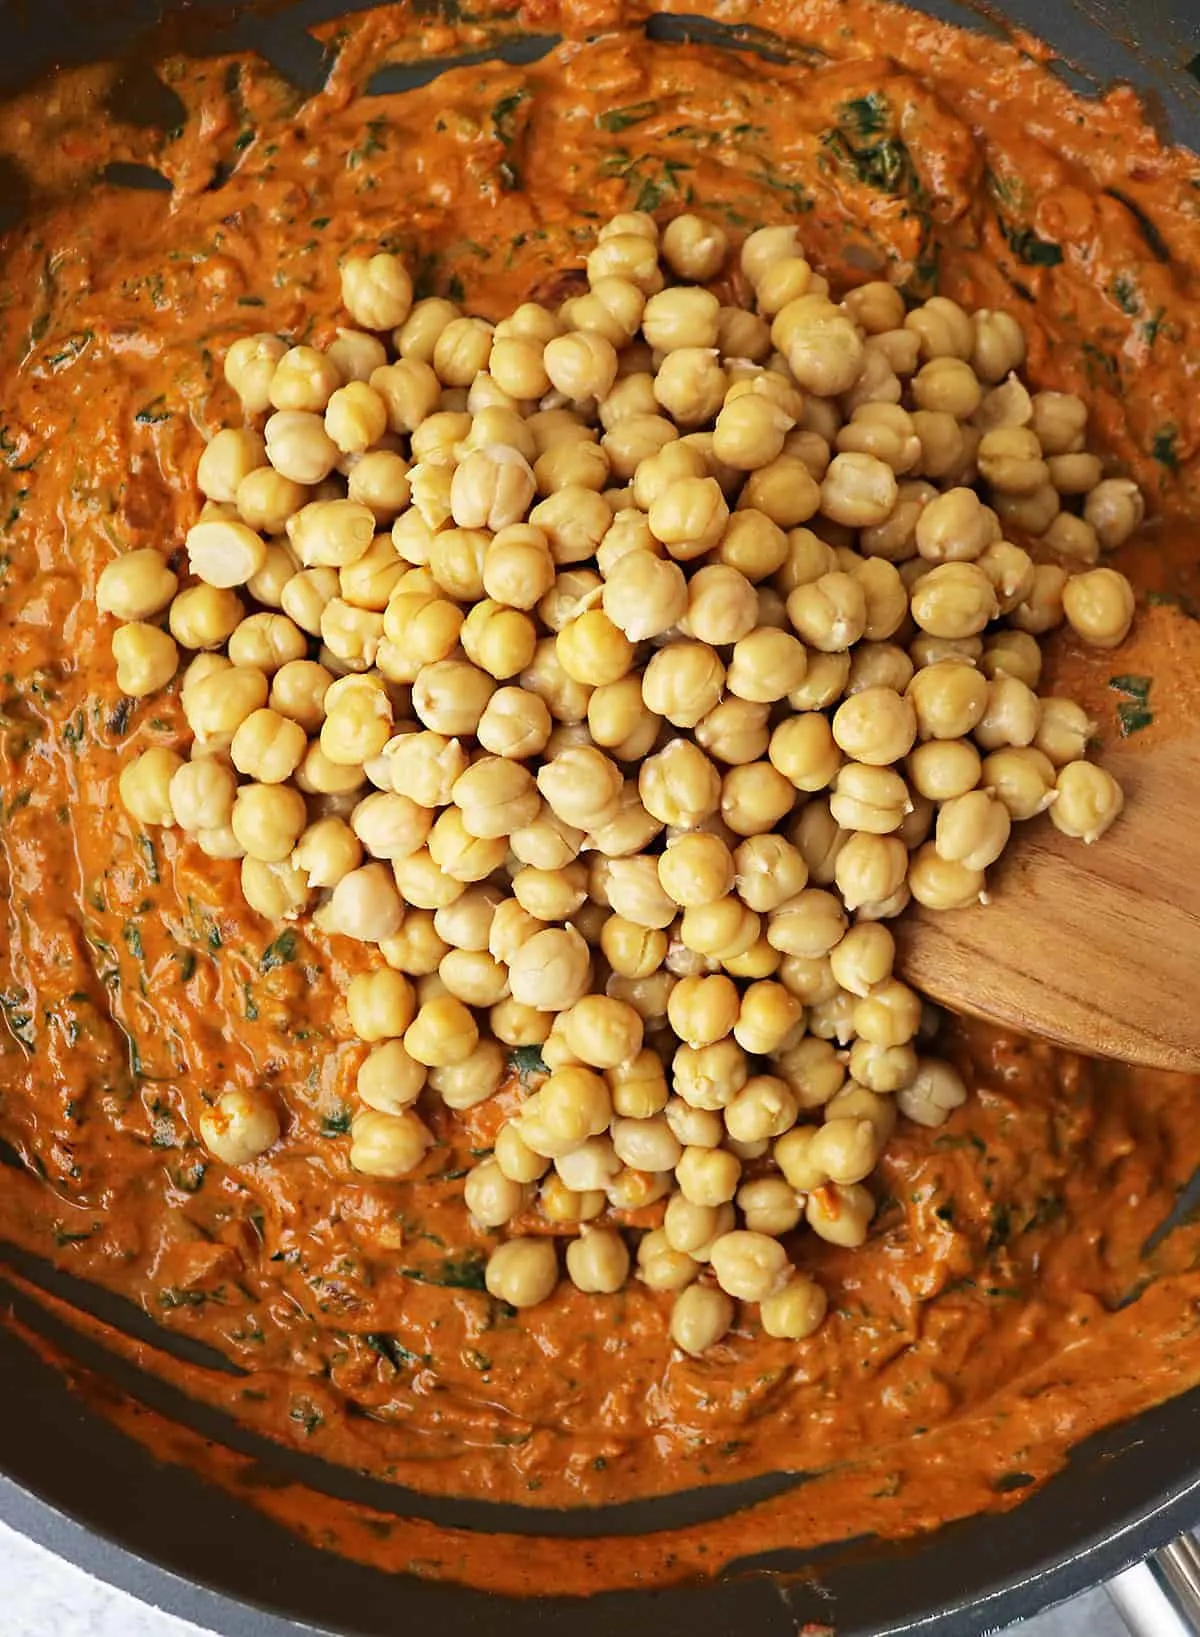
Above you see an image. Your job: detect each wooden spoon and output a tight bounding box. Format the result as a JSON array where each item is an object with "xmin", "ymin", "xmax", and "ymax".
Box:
[{"xmin": 896, "ymin": 736, "xmax": 1200, "ymax": 1072}]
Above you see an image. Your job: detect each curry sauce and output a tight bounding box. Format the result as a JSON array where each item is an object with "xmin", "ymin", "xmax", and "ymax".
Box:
[{"xmin": 0, "ymin": 0, "xmax": 1199, "ymax": 1598}]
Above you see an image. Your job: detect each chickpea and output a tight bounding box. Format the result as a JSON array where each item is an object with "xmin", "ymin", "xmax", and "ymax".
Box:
[
  {"xmin": 847, "ymin": 639, "xmax": 912, "ymax": 698},
  {"xmin": 1048, "ymin": 759, "xmax": 1124, "ymax": 843},
  {"xmin": 1047, "ymin": 452, "xmax": 1103, "ymax": 496},
  {"xmin": 834, "ymin": 832, "xmax": 907, "ymax": 912},
  {"xmin": 932, "ymin": 787, "xmax": 1011, "ymax": 871},
  {"xmin": 707, "ymin": 1230, "xmax": 788, "ymax": 1303},
  {"xmin": 110, "ymin": 620, "xmax": 178, "ymax": 698},
  {"xmin": 890, "ymin": 1058, "xmax": 966, "ymax": 1130},
  {"xmin": 695, "ymin": 697, "xmax": 771, "ymax": 767},
  {"xmin": 669, "ymin": 1283, "xmax": 734, "ymax": 1354},
  {"xmin": 245, "ymin": 539, "xmax": 301, "ymax": 609},
  {"xmin": 602, "ymin": 413, "xmax": 680, "ymax": 479},
  {"xmin": 344, "ymin": 967, "xmax": 416, "ymax": 1043},
  {"xmin": 914, "ymin": 487, "xmax": 996, "ymax": 565},
  {"xmin": 642, "ymin": 641, "xmax": 725, "ymax": 728},
  {"xmin": 907, "ymin": 737, "xmax": 982, "ymax": 802},
  {"xmin": 489, "ymin": 998, "xmax": 552, "ymax": 1048},
  {"xmin": 728, "ymin": 835, "xmax": 806, "ymax": 916},
  {"xmin": 661, "ymin": 212, "xmax": 728, "ymax": 281},
  {"xmin": 787, "ymin": 652, "xmax": 852, "ymax": 716},
  {"xmin": 586, "ymin": 232, "xmax": 663, "ymax": 293},
  {"xmin": 652, "ymin": 346, "xmax": 727, "ymax": 427},
  {"xmin": 719, "ymin": 761, "xmax": 795, "ymax": 836},
  {"xmin": 637, "ymin": 1228, "xmax": 701, "ymax": 1292},
  {"xmin": 767, "ymin": 889, "xmax": 846, "ymax": 959},
  {"xmin": 673, "ymin": 1144, "xmax": 741, "ymax": 1208},
  {"xmin": 528, "ymin": 487, "xmax": 611, "ymax": 568},
  {"xmin": 726, "ymin": 628, "xmax": 808, "ymax": 703},
  {"xmin": 646, "ymin": 476, "xmax": 728, "ymax": 564},
  {"xmin": 816, "ymin": 452, "xmax": 897, "ymax": 530},
  {"xmin": 831, "ymin": 687, "xmax": 917, "ymax": 766},
  {"xmin": 805, "ymin": 1181, "xmax": 875, "ymax": 1247},
  {"xmin": 199, "ymin": 1088, "xmax": 280, "ymax": 1166},
  {"xmin": 775, "ymin": 1033, "xmax": 844, "ymax": 1106},
  {"xmin": 974, "ymin": 673, "xmax": 1041, "ymax": 751},
  {"xmin": 380, "ymin": 910, "xmax": 449, "ymax": 976},
  {"xmin": 1083, "ymin": 477, "xmax": 1145, "ymax": 550},
  {"xmin": 484, "ymin": 1237, "xmax": 559, "ymax": 1308},
  {"xmin": 230, "ymin": 707, "xmax": 307, "ymax": 784},
  {"xmin": 561, "ymin": 1226, "xmax": 628, "ymax": 1295},
  {"xmin": 1032, "ymin": 698, "xmax": 1094, "ymax": 771},
  {"xmin": 230, "ymin": 781, "xmax": 306, "ymax": 863},
  {"xmin": 790, "ymin": 800, "xmax": 848, "ymax": 885},
  {"xmin": 910, "ymin": 562, "xmax": 998, "ymax": 639},
  {"xmin": 1062, "ymin": 567, "xmax": 1136, "ymax": 649},
  {"xmin": 775, "ymin": 309, "xmax": 864, "ymax": 397},
  {"xmin": 507, "ymin": 925, "xmax": 590, "ymax": 1012},
  {"xmin": 786, "ymin": 570, "xmax": 866, "ymax": 653},
  {"xmin": 223, "ymin": 332, "xmax": 288, "ymax": 413},
  {"xmin": 1041, "ymin": 512, "xmax": 1100, "ymax": 567},
  {"xmin": 292, "ymin": 815, "xmax": 362, "ymax": 889},
  {"xmin": 1011, "ymin": 563, "xmax": 1068, "ymax": 636},
  {"xmin": 167, "ymin": 584, "xmax": 243, "ymax": 653},
  {"xmin": 427, "ymin": 316, "xmax": 492, "ymax": 389},
  {"xmin": 119, "ymin": 746, "xmax": 184, "ymax": 826},
  {"xmin": 711, "ymin": 393, "xmax": 793, "ymax": 470},
  {"xmin": 907, "ymin": 841, "xmax": 985, "ymax": 910},
  {"xmin": 97, "ymin": 548, "xmax": 179, "ymax": 624},
  {"xmin": 264, "ymin": 410, "xmax": 339, "ymax": 486}
]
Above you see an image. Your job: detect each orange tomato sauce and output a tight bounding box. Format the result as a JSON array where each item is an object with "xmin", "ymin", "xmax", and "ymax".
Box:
[{"xmin": 0, "ymin": 0, "xmax": 1199, "ymax": 1598}]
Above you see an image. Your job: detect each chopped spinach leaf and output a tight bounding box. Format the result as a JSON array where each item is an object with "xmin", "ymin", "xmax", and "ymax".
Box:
[
  {"xmin": 320, "ymin": 1106, "xmax": 353, "ymax": 1137},
  {"xmin": 260, "ymin": 928, "xmax": 298, "ymax": 970},
  {"xmin": 597, "ymin": 101, "xmax": 659, "ymax": 133},
  {"xmin": 1151, "ymin": 424, "xmax": 1180, "ymax": 469},
  {"xmin": 401, "ymin": 1250, "xmax": 489, "ymax": 1291}
]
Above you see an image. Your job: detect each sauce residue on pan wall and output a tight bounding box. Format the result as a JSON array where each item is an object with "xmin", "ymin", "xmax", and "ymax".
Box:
[{"xmin": 1, "ymin": 0, "xmax": 1199, "ymax": 1597}]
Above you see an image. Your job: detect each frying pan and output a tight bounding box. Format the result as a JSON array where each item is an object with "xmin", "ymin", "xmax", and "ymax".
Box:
[{"xmin": 1, "ymin": 0, "xmax": 1199, "ymax": 1632}]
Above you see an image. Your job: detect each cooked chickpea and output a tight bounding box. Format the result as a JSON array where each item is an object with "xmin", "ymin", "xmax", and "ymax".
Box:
[
  {"xmin": 662, "ymin": 213, "xmax": 728, "ymax": 281},
  {"xmin": 833, "ymin": 831, "xmax": 907, "ymax": 912},
  {"xmin": 1048, "ymin": 759, "xmax": 1124, "ymax": 843},
  {"xmin": 223, "ymin": 332, "xmax": 288, "ymax": 413},
  {"xmin": 560, "ymin": 1226, "xmax": 627, "ymax": 1295},
  {"xmin": 651, "ymin": 346, "xmax": 727, "ymax": 427},
  {"xmin": 719, "ymin": 760, "xmax": 796, "ymax": 836},
  {"xmin": 776, "ymin": 309, "xmax": 864, "ymax": 397},
  {"xmin": 967, "ymin": 308, "xmax": 1025, "ymax": 383},
  {"xmin": 345, "ymin": 968, "xmax": 416, "ymax": 1043},
  {"xmin": 934, "ymin": 787, "xmax": 1012, "ymax": 871},
  {"xmin": 229, "ymin": 707, "xmax": 307, "ymax": 784},
  {"xmin": 907, "ymin": 738, "xmax": 981, "ymax": 803},
  {"xmin": 1080, "ymin": 477, "xmax": 1146, "ymax": 552},
  {"xmin": 292, "ymin": 814, "xmax": 362, "ymax": 888},
  {"xmin": 974, "ymin": 673, "xmax": 1041, "ymax": 751},
  {"xmin": 724, "ymin": 628, "xmax": 807, "ymax": 704},
  {"xmin": 264, "ymin": 410, "xmax": 339, "ymax": 486},
  {"xmin": 666, "ymin": 973, "xmax": 740, "ymax": 1049},
  {"xmin": 167, "ymin": 584, "xmax": 243, "ymax": 653},
  {"xmin": 110, "ymin": 621, "xmax": 178, "ymax": 697},
  {"xmin": 641, "ymin": 642, "xmax": 725, "ymax": 728},
  {"xmin": 817, "ymin": 451, "xmax": 898, "ymax": 530},
  {"xmin": 907, "ymin": 841, "xmax": 985, "ymax": 909},
  {"xmin": 758, "ymin": 1275, "xmax": 827, "ymax": 1340},
  {"xmin": 97, "ymin": 548, "xmax": 179, "ymax": 624},
  {"xmin": 230, "ymin": 781, "xmax": 306, "ymax": 863},
  {"xmin": 786, "ymin": 570, "xmax": 866, "ymax": 653},
  {"xmin": 199, "ymin": 1088, "xmax": 280, "ymax": 1166},
  {"xmin": 914, "ymin": 487, "xmax": 995, "ymax": 565},
  {"xmin": 1010, "ymin": 562, "xmax": 1068, "ymax": 637},
  {"xmin": 910, "ymin": 562, "xmax": 998, "ymax": 639},
  {"xmin": 1062, "ymin": 567, "xmax": 1136, "ymax": 649},
  {"xmin": 712, "ymin": 393, "xmax": 793, "ymax": 470},
  {"xmin": 508, "ymin": 926, "xmax": 590, "ymax": 1012},
  {"xmin": 707, "ymin": 1230, "xmax": 788, "ymax": 1303},
  {"xmin": 119, "ymin": 746, "xmax": 184, "ymax": 826},
  {"xmin": 830, "ymin": 686, "xmax": 917, "ymax": 767},
  {"xmin": 767, "ymin": 888, "xmax": 847, "ymax": 959},
  {"xmin": 978, "ymin": 745, "xmax": 1055, "ymax": 820},
  {"xmin": 483, "ymin": 1237, "xmax": 559, "ymax": 1308}
]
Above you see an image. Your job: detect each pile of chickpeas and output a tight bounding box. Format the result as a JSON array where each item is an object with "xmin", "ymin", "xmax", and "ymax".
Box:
[{"xmin": 111, "ymin": 210, "xmax": 1140, "ymax": 1353}]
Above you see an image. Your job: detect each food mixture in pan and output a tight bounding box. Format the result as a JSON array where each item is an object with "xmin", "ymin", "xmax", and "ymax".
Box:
[{"xmin": 1, "ymin": 0, "xmax": 1199, "ymax": 1597}]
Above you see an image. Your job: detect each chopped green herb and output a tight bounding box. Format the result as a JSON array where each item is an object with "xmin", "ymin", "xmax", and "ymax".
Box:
[
  {"xmin": 135, "ymin": 398, "xmax": 172, "ymax": 425},
  {"xmin": 289, "ymin": 1400, "xmax": 324, "ymax": 1435},
  {"xmin": 1151, "ymin": 424, "xmax": 1180, "ymax": 469},
  {"xmin": 136, "ymin": 833, "xmax": 160, "ymax": 884},
  {"xmin": 260, "ymin": 929, "xmax": 298, "ymax": 970},
  {"xmin": 400, "ymin": 1250, "xmax": 489, "ymax": 1291},
  {"xmin": 1146, "ymin": 589, "xmax": 1200, "ymax": 620},
  {"xmin": 1109, "ymin": 673, "xmax": 1152, "ymax": 704},
  {"xmin": 821, "ymin": 128, "xmax": 916, "ymax": 196},
  {"xmin": 234, "ymin": 128, "xmax": 255, "ymax": 151},
  {"xmin": 1116, "ymin": 700, "xmax": 1154, "ymax": 736},
  {"xmin": 320, "ymin": 1106, "xmax": 353, "ymax": 1137},
  {"xmin": 838, "ymin": 91, "xmax": 890, "ymax": 138},
  {"xmin": 122, "ymin": 922, "xmax": 145, "ymax": 962},
  {"xmin": 997, "ymin": 220, "xmax": 1063, "ymax": 267},
  {"xmin": 597, "ymin": 101, "xmax": 659, "ymax": 134},
  {"xmin": 348, "ymin": 118, "xmax": 387, "ymax": 170},
  {"xmin": 363, "ymin": 1332, "xmax": 418, "ymax": 1369},
  {"xmin": 1110, "ymin": 272, "xmax": 1140, "ymax": 314},
  {"xmin": 46, "ymin": 330, "xmax": 95, "ymax": 367},
  {"xmin": 512, "ymin": 1043, "xmax": 547, "ymax": 1085}
]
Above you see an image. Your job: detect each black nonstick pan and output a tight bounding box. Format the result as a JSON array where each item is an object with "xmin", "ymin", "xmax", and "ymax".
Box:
[{"xmin": 1, "ymin": 1, "xmax": 1199, "ymax": 1633}]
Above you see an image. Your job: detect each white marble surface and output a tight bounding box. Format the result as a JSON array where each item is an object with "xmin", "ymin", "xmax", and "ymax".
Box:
[{"xmin": 0, "ymin": 1516, "xmax": 1130, "ymax": 1637}]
